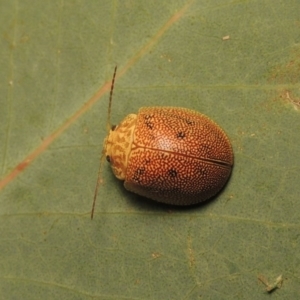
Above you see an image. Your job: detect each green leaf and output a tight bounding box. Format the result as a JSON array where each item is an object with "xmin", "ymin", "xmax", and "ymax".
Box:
[{"xmin": 1, "ymin": 1, "xmax": 300, "ymax": 299}]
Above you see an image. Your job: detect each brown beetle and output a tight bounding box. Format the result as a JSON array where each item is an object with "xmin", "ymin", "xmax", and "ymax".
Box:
[
  {"xmin": 91, "ymin": 68, "xmax": 233, "ymax": 218},
  {"xmin": 105, "ymin": 106, "xmax": 233, "ymax": 205}
]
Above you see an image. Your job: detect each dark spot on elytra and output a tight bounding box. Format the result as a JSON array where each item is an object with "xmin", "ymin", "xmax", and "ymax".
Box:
[
  {"xmin": 145, "ymin": 121, "xmax": 154, "ymax": 129},
  {"xmin": 176, "ymin": 131, "xmax": 185, "ymax": 139},
  {"xmin": 168, "ymin": 169, "xmax": 177, "ymax": 178},
  {"xmin": 133, "ymin": 167, "xmax": 145, "ymax": 183},
  {"xmin": 106, "ymin": 155, "xmax": 111, "ymax": 163},
  {"xmin": 185, "ymin": 119, "xmax": 195, "ymax": 126},
  {"xmin": 144, "ymin": 114, "xmax": 154, "ymax": 130},
  {"xmin": 111, "ymin": 125, "xmax": 116, "ymax": 131}
]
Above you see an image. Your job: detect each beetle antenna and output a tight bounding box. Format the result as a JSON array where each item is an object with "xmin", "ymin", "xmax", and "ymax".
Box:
[
  {"xmin": 107, "ymin": 66, "xmax": 117, "ymax": 132},
  {"xmin": 91, "ymin": 66, "xmax": 118, "ymax": 219}
]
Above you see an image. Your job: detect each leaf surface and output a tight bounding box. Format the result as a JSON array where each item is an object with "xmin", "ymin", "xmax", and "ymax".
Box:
[{"xmin": 1, "ymin": 1, "xmax": 300, "ymax": 299}]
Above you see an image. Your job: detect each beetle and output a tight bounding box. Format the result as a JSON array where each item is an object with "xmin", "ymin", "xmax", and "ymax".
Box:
[{"xmin": 91, "ymin": 67, "xmax": 233, "ymax": 218}]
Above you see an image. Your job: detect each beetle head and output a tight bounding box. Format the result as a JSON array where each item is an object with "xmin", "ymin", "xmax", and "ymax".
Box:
[{"xmin": 105, "ymin": 114, "xmax": 137, "ymax": 180}]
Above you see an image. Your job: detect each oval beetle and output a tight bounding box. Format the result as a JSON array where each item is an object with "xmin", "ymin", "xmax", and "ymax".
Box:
[{"xmin": 91, "ymin": 67, "xmax": 233, "ymax": 218}]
